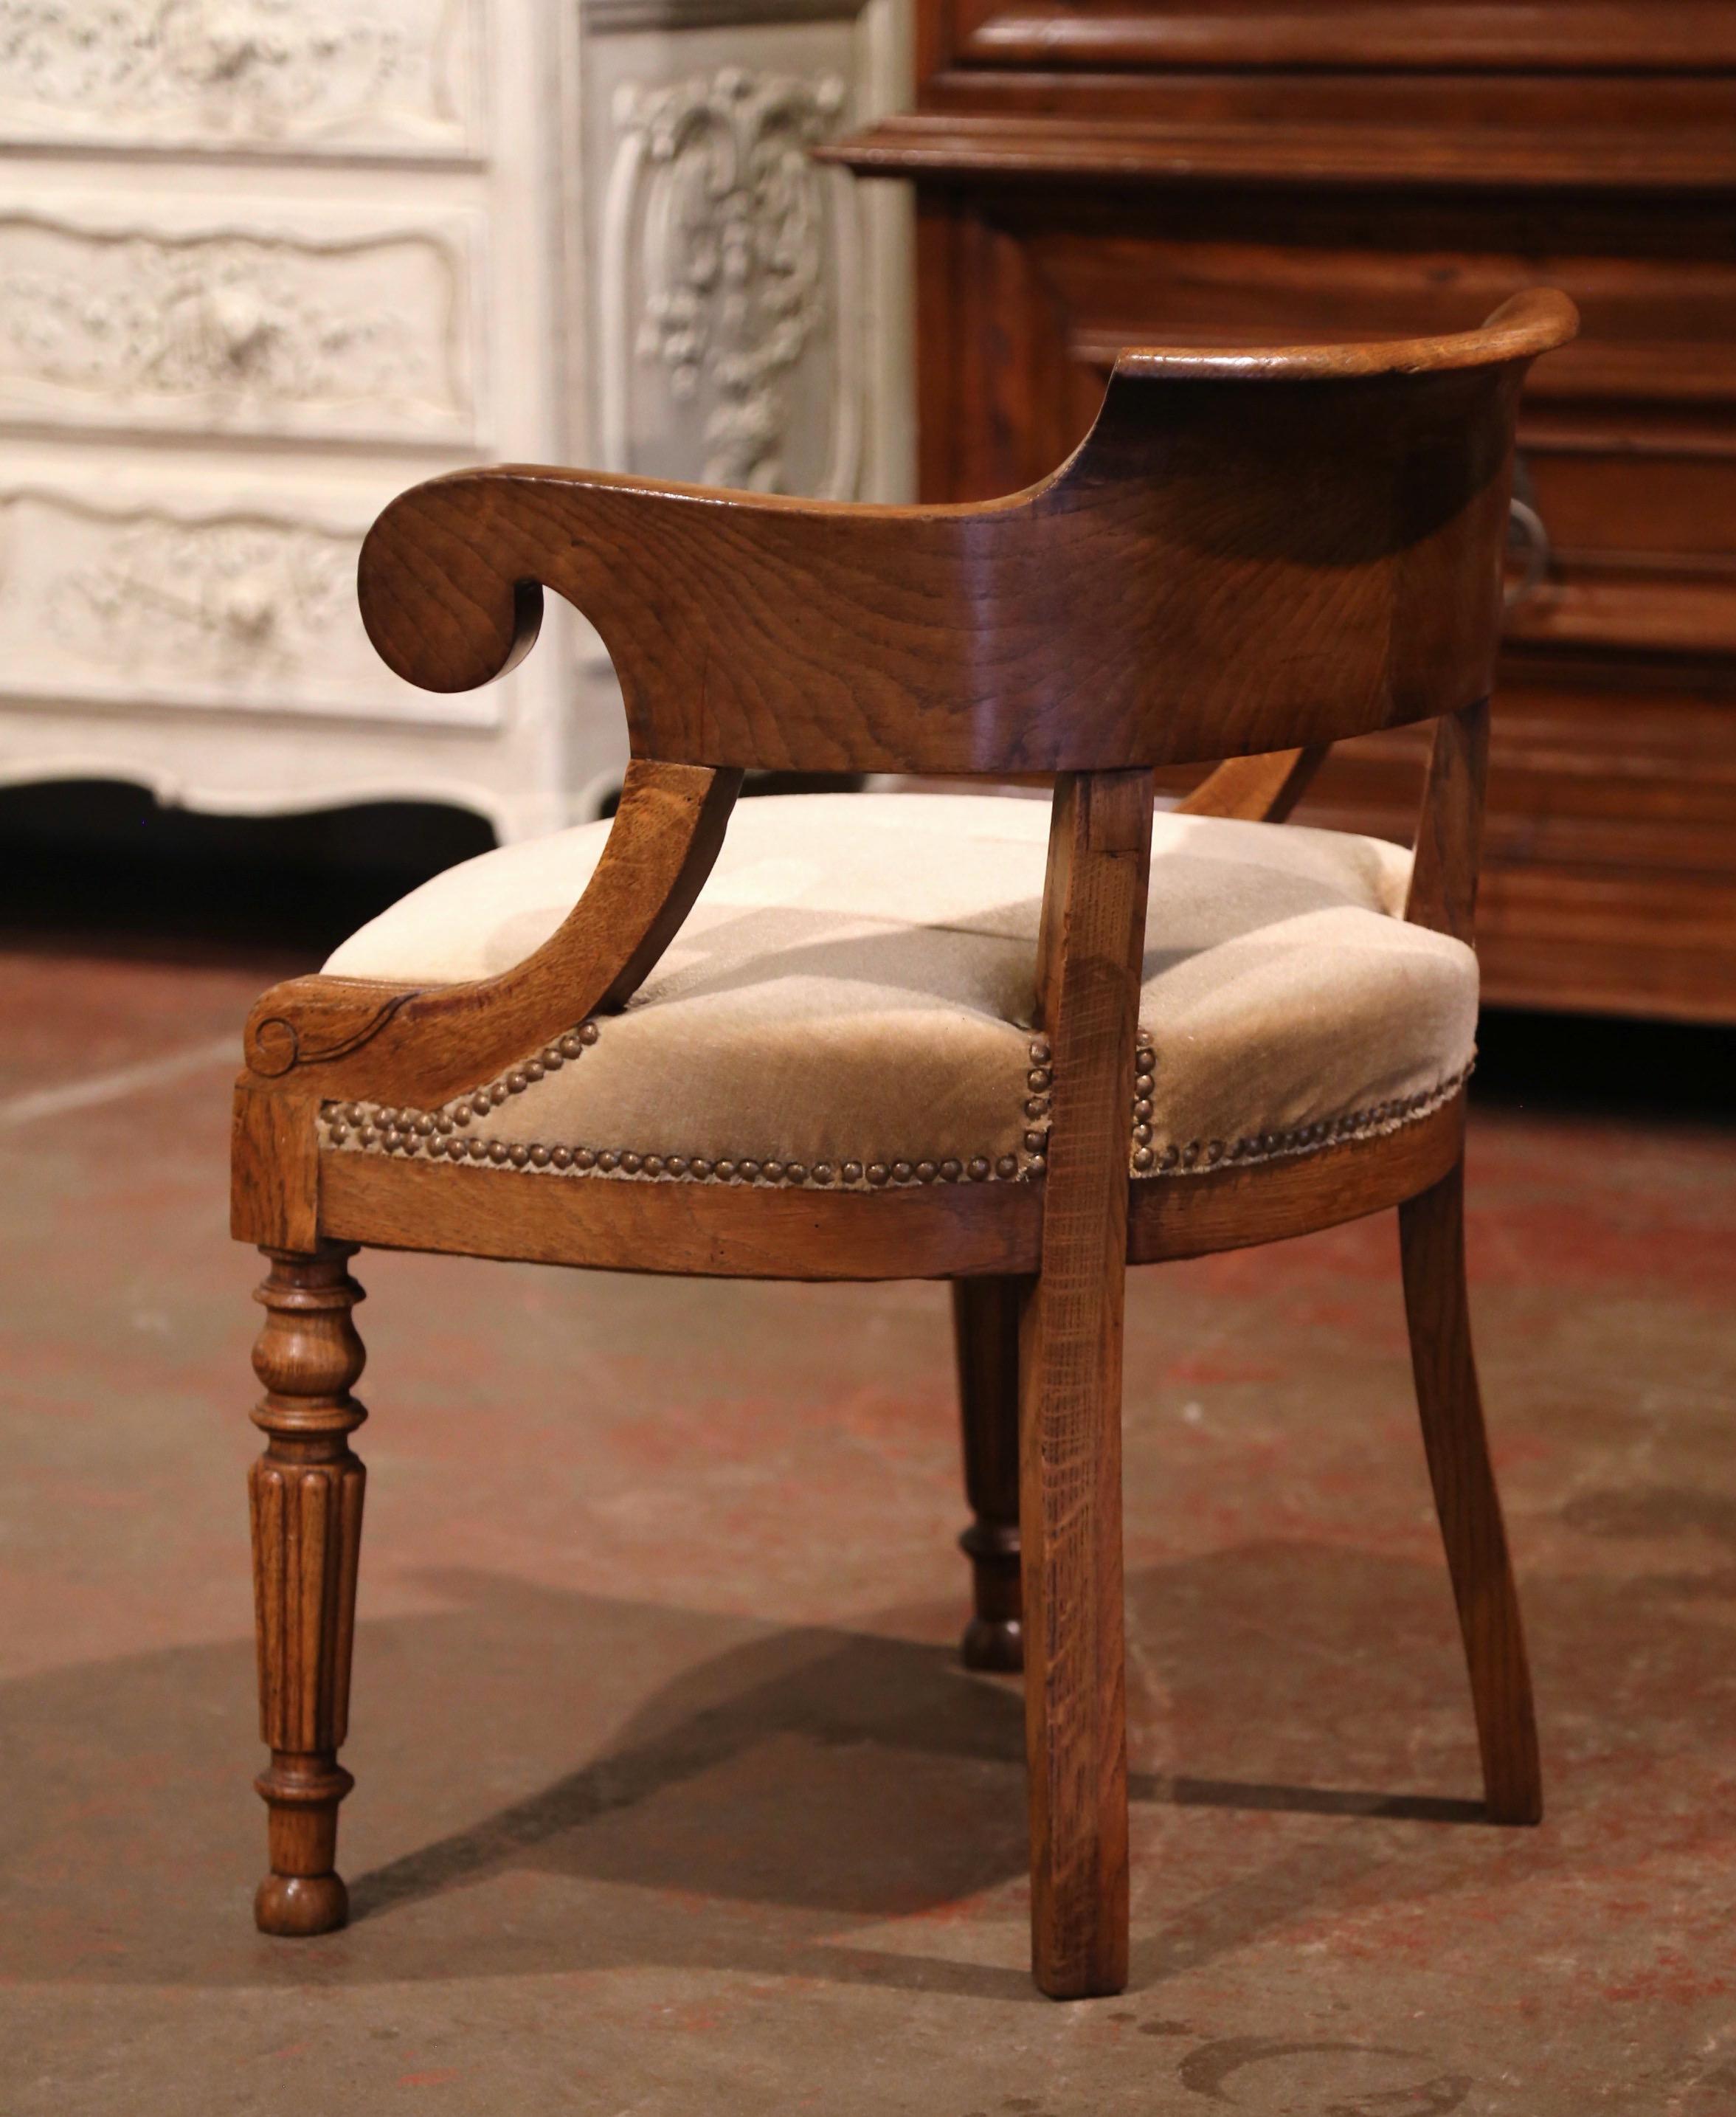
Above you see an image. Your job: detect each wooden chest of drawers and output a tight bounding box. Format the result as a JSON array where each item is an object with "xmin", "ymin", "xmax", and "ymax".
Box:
[{"xmin": 834, "ymin": 2, "xmax": 1736, "ymax": 1022}]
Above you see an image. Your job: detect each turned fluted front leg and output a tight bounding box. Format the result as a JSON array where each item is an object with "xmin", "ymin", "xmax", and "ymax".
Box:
[{"xmin": 248, "ymin": 1243, "xmax": 367, "ymax": 1937}]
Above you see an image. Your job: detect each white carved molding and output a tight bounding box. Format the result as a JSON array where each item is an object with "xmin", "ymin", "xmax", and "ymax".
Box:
[
  {"xmin": 0, "ymin": 0, "xmax": 482, "ymax": 157},
  {"xmin": 599, "ymin": 62, "xmax": 862, "ymax": 497},
  {"xmin": 0, "ymin": 211, "xmax": 477, "ymax": 443},
  {"xmin": 0, "ymin": 486, "xmax": 499, "ymax": 728}
]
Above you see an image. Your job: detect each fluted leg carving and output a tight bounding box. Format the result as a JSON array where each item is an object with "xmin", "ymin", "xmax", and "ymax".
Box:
[{"xmin": 247, "ymin": 1243, "xmax": 367, "ymax": 1936}]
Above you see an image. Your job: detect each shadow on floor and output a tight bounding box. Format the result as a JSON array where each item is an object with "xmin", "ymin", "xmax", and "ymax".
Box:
[{"xmin": 5, "ymin": 1513, "xmax": 1731, "ymax": 2000}]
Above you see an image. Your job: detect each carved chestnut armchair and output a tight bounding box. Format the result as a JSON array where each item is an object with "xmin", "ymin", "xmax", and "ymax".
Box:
[{"xmin": 232, "ymin": 289, "xmax": 1577, "ymax": 1998}]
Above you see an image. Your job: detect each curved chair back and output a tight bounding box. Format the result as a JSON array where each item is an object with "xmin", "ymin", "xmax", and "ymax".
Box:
[{"xmin": 359, "ymin": 290, "xmax": 1577, "ymax": 776}]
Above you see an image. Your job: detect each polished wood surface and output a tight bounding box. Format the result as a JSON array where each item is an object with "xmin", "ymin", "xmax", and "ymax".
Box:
[
  {"xmin": 952, "ymin": 1277, "xmax": 1029, "ymax": 1673},
  {"xmin": 830, "ymin": 17, "xmax": 1736, "ymax": 1023},
  {"xmin": 1400, "ymin": 1164, "xmax": 1541, "ymax": 1824},
  {"xmin": 311, "ymin": 1082, "xmax": 1465, "ymax": 1278},
  {"xmin": 232, "ymin": 297, "xmax": 1560, "ymax": 1995},
  {"xmin": 248, "ymin": 1245, "xmax": 367, "ymax": 1937},
  {"xmin": 351, "ymin": 297, "xmax": 1563, "ymax": 781},
  {"xmin": 241, "ymin": 760, "xmax": 741, "ymax": 1111},
  {"xmin": 1018, "ymin": 768, "xmax": 1149, "ymax": 1997}
]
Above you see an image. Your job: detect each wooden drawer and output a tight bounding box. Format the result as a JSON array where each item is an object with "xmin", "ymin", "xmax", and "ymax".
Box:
[
  {"xmin": 0, "ymin": 199, "xmax": 484, "ymax": 449},
  {"xmin": 0, "ymin": 0, "xmax": 483, "ymax": 162},
  {"xmin": 0, "ymin": 470, "xmax": 501, "ymax": 731}
]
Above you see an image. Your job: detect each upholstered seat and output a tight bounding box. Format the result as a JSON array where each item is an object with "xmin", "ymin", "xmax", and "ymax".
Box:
[{"xmin": 321, "ymin": 791, "xmax": 1476, "ymax": 1186}]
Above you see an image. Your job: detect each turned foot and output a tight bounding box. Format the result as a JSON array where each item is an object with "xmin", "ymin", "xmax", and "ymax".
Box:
[
  {"xmin": 256, "ymin": 1872, "xmax": 350, "ymax": 1938},
  {"xmin": 960, "ymin": 1519, "xmax": 1023, "ymax": 1672}
]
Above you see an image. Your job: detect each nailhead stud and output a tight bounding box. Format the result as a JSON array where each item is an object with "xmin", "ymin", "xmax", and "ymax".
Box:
[
  {"xmin": 1027, "ymin": 1067, "xmax": 1052, "ymax": 1092},
  {"xmin": 762, "ymin": 1161, "xmax": 784, "ymax": 1183},
  {"xmin": 552, "ymin": 1146, "xmax": 573, "ymax": 1169},
  {"xmin": 598, "ymin": 1151, "xmax": 619, "ymax": 1172},
  {"xmin": 559, "ymin": 1032, "xmax": 584, "ymax": 1059},
  {"xmin": 542, "ymin": 1046, "xmax": 564, "ymax": 1068},
  {"xmin": 579, "ymin": 1021, "xmax": 600, "ymax": 1046},
  {"xmin": 916, "ymin": 1161, "xmax": 936, "ymax": 1184},
  {"xmin": 868, "ymin": 1164, "xmax": 888, "ymax": 1186},
  {"xmin": 842, "ymin": 1161, "xmax": 862, "ymax": 1184},
  {"xmin": 716, "ymin": 1160, "xmax": 736, "ymax": 1181},
  {"xmin": 1160, "ymin": 1144, "xmax": 1179, "ymax": 1170},
  {"xmin": 328, "ymin": 1123, "xmax": 348, "ymax": 1145},
  {"xmin": 620, "ymin": 1152, "xmax": 642, "ymax": 1174},
  {"xmin": 490, "ymin": 1083, "xmax": 510, "ymax": 1107},
  {"xmin": 1023, "ymin": 1130, "xmax": 1046, "ymax": 1153},
  {"xmin": 1133, "ymin": 1123, "xmax": 1152, "ymax": 1145},
  {"xmin": 740, "ymin": 1160, "xmax": 761, "ymax": 1181},
  {"xmin": 1027, "ymin": 1152, "xmax": 1046, "ymax": 1175},
  {"xmin": 344, "ymin": 1102, "xmax": 364, "ymax": 1124},
  {"xmin": 529, "ymin": 1144, "xmax": 550, "ymax": 1167},
  {"xmin": 359, "ymin": 1125, "xmax": 378, "ymax": 1147},
  {"xmin": 691, "ymin": 1158, "xmax": 713, "ymax": 1179},
  {"xmin": 892, "ymin": 1161, "xmax": 913, "ymax": 1184},
  {"xmin": 813, "ymin": 1164, "xmax": 834, "ymax": 1184},
  {"xmin": 1133, "ymin": 1099, "xmax": 1153, "ymax": 1122},
  {"xmin": 485, "ymin": 1140, "xmax": 509, "ymax": 1164},
  {"xmin": 996, "ymin": 1156, "xmax": 1017, "ymax": 1178},
  {"xmin": 1025, "ymin": 1097, "xmax": 1048, "ymax": 1120},
  {"xmin": 1135, "ymin": 1047, "xmax": 1155, "ymax": 1072},
  {"xmin": 786, "ymin": 1162, "xmax": 806, "ymax": 1184},
  {"xmin": 507, "ymin": 1071, "xmax": 528, "ymax": 1094},
  {"xmin": 666, "ymin": 1156, "xmax": 688, "ymax": 1178},
  {"xmin": 968, "ymin": 1157, "xmax": 989, "ymax": 1181},
  {"xmin": 940, "ymin": 1158, "xmax": 961, "ymax": 1181},
  {"xmin": 507, "ymin": 1144, "xmax": 528, "ymax": 1167},
  {"xmin": 643, "ymin": 1156, "xmax": 663, "ymax": 1176},
  {"xmin": 525, "ymin": 1059, "xmax": 544, "ymax": 1082},
  {"xmin": 1029, "ymin": 1037, "xmax": 1051, "ymax": 1065},
  {"xmin": 466, "ymin": 1138, "xmax": 488, "ymax": 1160},
  {"xmin": 1132, "ymin": 1147, "xmax": 1155, "ymax": 1171}
]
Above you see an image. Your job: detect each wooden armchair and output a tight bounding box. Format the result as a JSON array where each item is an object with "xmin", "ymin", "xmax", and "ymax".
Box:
[{"xmin": 232, "ymin": 289, "xmax": 1577, "ymax": 1999}]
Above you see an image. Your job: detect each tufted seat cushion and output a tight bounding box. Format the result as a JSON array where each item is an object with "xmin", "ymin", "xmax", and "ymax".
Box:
[{"xmin": 320, "ymin": 792, "xmax": 1476, "ymax": 1189}]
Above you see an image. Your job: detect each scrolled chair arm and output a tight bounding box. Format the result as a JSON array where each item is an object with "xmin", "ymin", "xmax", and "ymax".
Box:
[{"xmin": 240, "ymin": 758, "xmax": 741, "ymax": 1105}]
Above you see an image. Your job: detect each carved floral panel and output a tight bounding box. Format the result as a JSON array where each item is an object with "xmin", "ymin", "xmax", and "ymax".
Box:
[
  {"xmin": 0, "ymin": 488, "xmax": 499, "ymax": 725},
  {"xmin": 0, "ymin": 0, "xmax": 479, "ymax": 155},
  {"xmin": 601, "ymin": 63, "xmax": 862, "ymax": 498},
  {"xmin": 0, "ymin": 214, "xmax": 476, "ymax": 441}
]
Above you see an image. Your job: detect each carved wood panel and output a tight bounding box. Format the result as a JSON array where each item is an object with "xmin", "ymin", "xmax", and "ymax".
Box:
[
  {"xmin": 0, "ymin": 209, "xmax": 479, "ymax": 443},
  {"xmin": 598, "ymin": 57, "xmax": 864, "ymax": 497},
  {"xmin": 0, "ymin": 0, "xmax": 483, "ymax": 157},
  {"xmin": 0, "ymin": 484, "xmax": 500, "ymax": 726}
]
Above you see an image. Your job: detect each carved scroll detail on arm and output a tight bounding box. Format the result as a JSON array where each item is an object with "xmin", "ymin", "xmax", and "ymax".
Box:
[{"xmin": 241, "ymin": 759, "xmax": 741, "ymax": 1106}]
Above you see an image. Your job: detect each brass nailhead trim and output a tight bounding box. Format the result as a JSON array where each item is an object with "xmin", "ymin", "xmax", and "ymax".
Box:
[
  {"xmin": 320, "ymin": 1019, "xmax": 1381, "ymax": 1190},
  {"xmin": 1130, "ymin": 1066, "xmax": 1471, "ymax": 1180}
]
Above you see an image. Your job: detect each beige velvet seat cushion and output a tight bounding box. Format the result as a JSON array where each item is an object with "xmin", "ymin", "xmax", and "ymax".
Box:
[{"xmin": 321, "ymin": 792, "xmax": 1476, "ymax": 1188}]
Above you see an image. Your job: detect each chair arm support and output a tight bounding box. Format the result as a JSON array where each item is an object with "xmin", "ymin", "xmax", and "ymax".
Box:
[
  {"xmin": 239, "ymin": 759, "xmax": 741, "ymax": 1108},
  {"xmin": 1175, "ymin": 745, "xmax": 1331, "ymax": 823},
  {"xmin": 1405, "ymin": 700, "xmax": 1490, "ymax": 943}
]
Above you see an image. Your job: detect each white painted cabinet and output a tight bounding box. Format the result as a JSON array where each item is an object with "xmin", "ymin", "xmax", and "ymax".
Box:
[{"xmin": 0, "ymin": 0, "xmax": 910, "ymax": 841}]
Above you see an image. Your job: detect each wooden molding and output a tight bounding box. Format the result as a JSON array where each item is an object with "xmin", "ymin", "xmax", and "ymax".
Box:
[{"xmin": 823, "ymin": 114, "xmax": 1736, "ymax": 192}]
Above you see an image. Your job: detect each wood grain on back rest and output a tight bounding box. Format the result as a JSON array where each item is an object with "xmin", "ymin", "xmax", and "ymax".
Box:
[{"xmin": 357, "ymin": 294, "xmax": 1575, "ymax": 781}]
